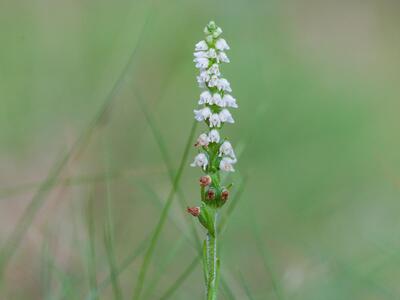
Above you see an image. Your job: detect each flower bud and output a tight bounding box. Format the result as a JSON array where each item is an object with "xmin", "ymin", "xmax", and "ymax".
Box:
[
  {"xmin": 207, "ymin": 188, "xmax": 216, "ymax": 200},
  {"xmin": 221, "ymin": 189, "xmax": 229, "ymax": 202},
  {"xmin": 199, "ymin": 175, "xmax": 212, "ymax": 187},
  {"xmin": 187, "ymin": 206, "xmax": 200, "ymax": 217}
]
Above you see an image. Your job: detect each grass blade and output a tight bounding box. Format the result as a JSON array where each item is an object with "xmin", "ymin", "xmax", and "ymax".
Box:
[
  {"xmin": 132, "ymin": 120, "xmax": 197, "ymax": 300},
  {"xmin": 136, "ymin": 91, "xmax": 201, "ymax": 250},
  {"xmin": 238, "ymin": 270, "xmax": 255, "ymax": 300},
  {"xmin": 103, "ymin": 148, "xmax": 123, "ymax": 300},
  {"xmin": 221, "ymin": 277, "xmax": 236, "ymax": 300},
  {"xmin": 86, "ymin": 191, "xmax": 98, "ymax": 300},
  {"xmin": 104, "ymin": 223, "xmax": 123, "ymax": 300},
  {"xmin": 159, "ymin": 256, "xmax": 201, "ymax": 300},
  {"xmin": 85, "ymin": 236, "xmax": 149, "ymax": 300},
  {"xmin": 250, "ymin": 208, "xmax": 284, "ymax": 300}
]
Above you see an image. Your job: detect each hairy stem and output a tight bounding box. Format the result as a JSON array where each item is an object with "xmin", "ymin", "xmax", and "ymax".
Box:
[{"xmin": 205, "ymin": 210, "xmax": 220, "ymax": 300}]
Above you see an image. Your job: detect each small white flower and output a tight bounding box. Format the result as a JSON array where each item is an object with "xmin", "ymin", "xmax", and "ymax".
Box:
[
  {"xmin": 194, "ymin": 107, "xmax": 212, "ymax": 122},
  {"xmin": 219, "ymin": 157, "xmax": 236, "ymax": 172},
  {"xmin": 219, "ymin": 109, "xmax": 234, "ymax": 123},
  {"xmin": 208, "ymin": 64, "xmax": 220, "ymax": 76},
  {"xmin": 196, "ymin": 133, "xmax": 209, "ymax": 147},
  {"xmin": 223, "ymin": 94, "xmax": 238, "ymax": 108},
  {"xmin": 215, "ymin": 38, "xmax": 230, "ymax": 51},
  {"xmin": 208, "ymin": 75, "xmax": 219, "ymax": 88},
  {"xmin": 193, "ymin": 51, "xmax": 208, "ymax": 58},
  {"xmin": 216, "ymin": 78, "xmax": 232, "ymax": 92},
  {"xmin": 198, "ymin": 71, "xmax": 210, "ymax": 83},
  {"xmin": 194, "ymin": 57, "xmax": 209, "ymax": 69},
  {"xmin": 219, "ymin": 141, "xmax": 236, "ymax": 158},
  {"xmin": 208, "ymin": 129, "xmax": 220, "ymax": 143},
  {"xmin": 195, "ymin": 40, "xmax": 208, "ymax": 51},
  {"xmin": 191, "ymin": 153, "xmax": 209, "ymax": 170},
  {"xmin": 207, "ymin": 48, "xmax": 217, "ymax": 59},
  {"xmin": 209, "ymin": 113, "xmax": 221, "ymax": 128},
  {"xmin": 213, "ymin": 93, "xmax": 225, "ymax": 107},
  {"xmin": 212, "ymin": 27, "xmax": 223, "ymax": 38},
  {"xmin": 218, "ymin": 52, "xmax": 230, "ymax": 63},
  {"xmin": 198, "ymin": 91, "xmax": 213, "ymax": 105}
]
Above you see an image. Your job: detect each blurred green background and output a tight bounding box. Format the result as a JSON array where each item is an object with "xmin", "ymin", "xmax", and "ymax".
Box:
[{"xmin": 1, "ymin": 0, "xmax": 400, "ymax": 299}]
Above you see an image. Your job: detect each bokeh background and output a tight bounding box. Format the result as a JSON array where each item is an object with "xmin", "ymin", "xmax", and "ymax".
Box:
[{"xmin": 1, "ymin": 0, "xmax": 400, "ymax": 299}]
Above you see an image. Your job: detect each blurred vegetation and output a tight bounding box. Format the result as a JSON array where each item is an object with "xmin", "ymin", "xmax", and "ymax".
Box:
[{"xmin": 1, "ymin": 0, "xmax": 400, "ymax": 299}]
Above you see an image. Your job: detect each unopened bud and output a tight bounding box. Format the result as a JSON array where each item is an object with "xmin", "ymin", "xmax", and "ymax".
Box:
[
  {"xmin": 221, "ymin": 189, "xmax": 229, "ymax": 202},
  {"xmin": 187, "ymin": 206, "xmax": 200, "ymax": 217},
  {"xmin": 199, "ymin": 175, "xmax": 212, "ymax": 187},
  {"xmin": 207, "ymin": 188, "xmax": 216, "ymax": 200}
]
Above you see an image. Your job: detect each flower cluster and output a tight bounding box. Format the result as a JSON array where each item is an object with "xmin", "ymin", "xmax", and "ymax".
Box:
[{"xmin": 191, "ymin": 21, "xmax": 238, "ymax": 176}]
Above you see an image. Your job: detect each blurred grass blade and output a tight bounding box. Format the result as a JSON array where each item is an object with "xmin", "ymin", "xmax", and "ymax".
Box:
[
  {"xmin": 142, "ymin": 237, "xmax": 186, "ymax": 299},
  {"xmin": 139, "ymin": 182, "xmax": 196, "ymax": 249},
  {"xmin": 221, "ymin": 277, "xmax": 236, "ymax": 300},
  {"xmin": 86, "ymin": 237, "xmax": 149, "ymax": 300},
  {"xmin": 136, "ymin": 91, "xmax": 202, "ymax": 250},
  {"xmin": 104, "ymin": 223, "xmax": 123, "ymax": 300},
  {"xmin": 132, "ymin": 120, "xmax": 197, "ymax": 300},
  {"xmin": 250, "ymin": 209, "xmax": 284, "ymax": 300},
  {"xmin": 238, "ymin": 270, "xmax": 254, "ymax": 300},
  {"xmin": 0, "ymin": 4, "xmax": 154, "ymax": 278},
  {"xmin": 159, "ymin": 256, "xmax": 201, "ymax": 300},
  {"xmin": 103, "ymin": 143, "xmax": 123, "ymax": 300},
  {"xmin": 86, "ymin": 191, "xmax": 98, "ymax": 300}
]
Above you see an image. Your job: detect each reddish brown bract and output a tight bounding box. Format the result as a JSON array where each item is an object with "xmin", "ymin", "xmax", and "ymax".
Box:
[
  {"xmin": 221, "ymin": 189, "xmax": 229, "ymax": 201},
  {"xmin": 199, "ymin": 175, "xmax": 212, "ymax": 186},
  {"xmin": 207, "ymin": 189, "xmax": 216, "ymax": 200},
  {"xmin": 187, "ymin": 206, "xmax": 201, "ymax": 217}
]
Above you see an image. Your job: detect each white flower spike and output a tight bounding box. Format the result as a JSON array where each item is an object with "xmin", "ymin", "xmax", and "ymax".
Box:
[{"xmin": 189, "ymin": 21, "xmax": 239, "ymax": 300}]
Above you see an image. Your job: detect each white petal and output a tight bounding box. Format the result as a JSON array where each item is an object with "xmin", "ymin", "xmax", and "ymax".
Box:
[
  {"xmin": 209, "ymin": 114, "xmax": 221, "ymax": 128},
  {"xmin": 223, "ymin": 94, "xmax": 238, "ymax": 108},
  {"xmin": 195, "ymin": 40, "xmax": 208, "ymax": 51},
  {"xmin": 194, "ymin": 57, "xmax": 209, "ymax": 69},
  {"xmin": 208, "ymin": 129, "xmax": 220, "ymax": 143},
  {"xmin": 199, "ymin": 91, "xmax": 212, "ymax": 105},
  {"xmin": 218, "ymin": 52, "xmax": 230, "ymax": 63},
  {"xmin": 213, "ymin": 93, "xmax": 225, "ymax": 107},
  {"xmin": 193, "ymin": 51, "xmax": 208, "ymax": 58},
  {"xmin": 219, "ymin": 109, "xmax": 235, "ymax": 123},
  {"xmin": 215, "ymin": 38, "xmax": 230, "ymax": 51}
]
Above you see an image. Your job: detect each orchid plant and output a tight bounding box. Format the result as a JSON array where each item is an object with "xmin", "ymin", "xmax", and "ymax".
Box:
[{"xmin": 188, "ymin": 21, "xmax": 237, "ymax": 300}]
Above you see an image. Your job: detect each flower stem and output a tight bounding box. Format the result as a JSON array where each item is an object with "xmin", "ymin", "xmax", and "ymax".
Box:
[{"xmin": 204, "ymin": 210, "xmax": 220, "ymax": 300}]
